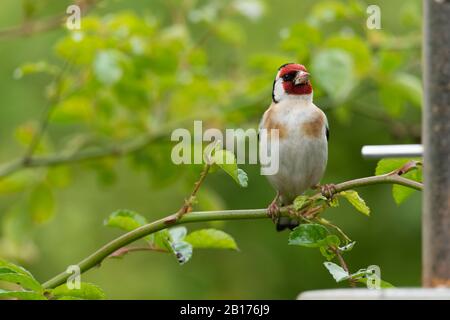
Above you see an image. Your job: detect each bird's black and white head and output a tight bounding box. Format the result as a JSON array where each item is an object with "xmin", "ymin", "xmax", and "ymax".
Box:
[{"xmin": 272, "ymin": 63, "xmax": 313, "ymax": 103}]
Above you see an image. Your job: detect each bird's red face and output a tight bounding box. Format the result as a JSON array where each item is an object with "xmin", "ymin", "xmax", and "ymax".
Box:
[{"xmin": 278, "ymin": 63, "xmax": 312, "ymax": 96}]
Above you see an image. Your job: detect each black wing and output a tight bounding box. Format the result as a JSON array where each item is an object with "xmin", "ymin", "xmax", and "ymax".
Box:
[{"xmin": 326, "ymin": 125, "xmax": 329, "ymax": 141}]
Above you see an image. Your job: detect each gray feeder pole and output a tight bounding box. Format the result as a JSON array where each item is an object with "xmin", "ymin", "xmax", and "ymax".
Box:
[{"xmin": 423, "ymin": 0, "xmax": 450, "ymax": 287}]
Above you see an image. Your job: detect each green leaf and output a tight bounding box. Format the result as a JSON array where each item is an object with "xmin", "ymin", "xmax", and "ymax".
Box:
[
  {"xmin": 0, "ymin": 259, "xmax": 42, "ymax": 292},
  {"xmin": 51, "ymin": 282, "xmax": 105, "ymax": 300},
  {"xmin": 392, "ymin": 73, "xmax": 422, "ymax": 108},
  {"xmin": 376, "ymin": 158, "xmax": 422, "ymax": 204},
  {"xmin": 288, "ymin": 224, "xmax": 329, "ymax": 248},
  {"xmin": 393, "ymin": 184, "xmax": 415, "ymax": 205},
  {"xmin": 215, "ymin": 21, "xmax": 245, "ymax": 45},
  {"xmin": 185, "ymin": 229, "xmax": 238, "ymax": 250},
  {"xmin": 150, "ymin": 227, "xmax": 193, "ymax": 265},
  {"xmin": 13, "ymin": 61, "xmax": 58, "ymax": 79},
  {"xmin": 328, "ymin": 196, "xmax": 339, "ymax": 207},
  {"xmin": 29, "ymin": 183, "xmax": 55, "ymax": 223},
  {"xmin": 352, "ymin": 269, "xmax": 396, "ymax": 289},
  {"xmin": 0, "ymin": 289, "xmax": 46, "ymax": 300},
  {"xmin": 0, "ymin": 259, "xmax": 34, "ymax": 278},
  {"xmin": 0, "ymin": 171, "xmax": 33, "ymax": 194},
  {"xmin": 324, "ymin": 234, "xmax": 341, "ymax": 247},
  {"xmin": 311, "ymin": 49, "xmax": 355, "ymax": 103},
  {"xmin": 375, "ymin": 158, "xmax": 413, "ymax": 175},
  {"xmin": 293, "ymin": 195, "xmax": 310, "ymax": 210},
  {"xmin": 393, "ymin": 168, "xmax": 421, "ymax": 205},
  {"xmin": 319, "ymin": 246, "xmax": 336, "ymax": 261},
  {"xmin": 323, "ymin": 262, "xmax": 349, "ymax": 282},
  {"xmin": 0, "ymin": 273, "xmax": 42, "ymax": 293},
  {"xmin": 324, "ymin": 35, "xmax": 372, "ymax": 76},
  {"xmin": 357, "ymin": 277, "xmax": 395, "ymax": 289},
  {"xmin": 56, "ymin": 296, "xmax": 83, "ymax": 300},
  {"xmin": 52, "ymin": 96, "xmax": 93, "ymax": 124},
  {"xmin": 149, "ymin": 229, "xmax": 171, "ymax": 250},
  {"xmin": 212, "ymin": 149, "xmax": 248, "ymax": 187},
  {"xmin": 104, "ymin": 209, "xmax": 147, "ymax": 232},
  {"xmin": 339, "ymin": 190, "xmax": 370, "ymax": 216}
]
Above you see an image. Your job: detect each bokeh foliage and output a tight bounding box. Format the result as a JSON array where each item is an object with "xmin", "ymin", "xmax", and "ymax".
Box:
[{"xmin": 0, "ymin": 0, "xmax": 422, "ymax": 298}]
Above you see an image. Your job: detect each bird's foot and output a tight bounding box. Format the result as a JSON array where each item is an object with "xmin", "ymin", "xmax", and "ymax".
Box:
[
  {"xmin": 320, "ymin": 183, "xmax": 337, "ymax": 199},
  {"xmin": 267, "ymin": 194, "xmax": 281, "ymax": 224}
]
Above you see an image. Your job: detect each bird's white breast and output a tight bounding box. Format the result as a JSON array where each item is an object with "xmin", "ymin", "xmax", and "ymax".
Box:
[{"xmin": 259, "ymin": 99, "xmax": 328, "ymax": 204}]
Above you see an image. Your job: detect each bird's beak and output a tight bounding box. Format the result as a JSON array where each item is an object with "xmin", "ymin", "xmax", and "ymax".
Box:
[{"xmin": 294, "ymin": 71, "xmax": 310, "ymax": 85}]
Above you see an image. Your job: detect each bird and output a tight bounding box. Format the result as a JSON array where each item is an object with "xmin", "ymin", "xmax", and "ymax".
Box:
[{"xmin": 259, "ymin": 63, "xmax": 332, "ymax": 231}]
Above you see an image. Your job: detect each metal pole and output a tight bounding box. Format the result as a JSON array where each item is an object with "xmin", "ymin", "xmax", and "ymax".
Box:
[
  {"xmin": 361, "ymin": 144, "xmax": 423, "ymax": 159},
  {"xmin": 423, "ymin": 0, "xmax": 450, "ymax": 287}
]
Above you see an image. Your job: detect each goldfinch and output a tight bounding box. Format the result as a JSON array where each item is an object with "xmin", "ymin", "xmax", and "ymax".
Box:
[{"xmin": 259, "ymin": 63, "xmax": 330, "ymax": 231}]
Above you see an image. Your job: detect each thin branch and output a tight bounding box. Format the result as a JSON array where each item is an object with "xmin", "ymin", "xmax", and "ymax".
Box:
[
  {"xmin": 108, "ymin": 245, "xmax": 169, "ymax": 258},
  {"xmin": 22, "ymin": 60, "xmax": 72, "ymax": 163},
  {"xmin": 0, "ymin": 0, "xmax": 98, "ymax": 40},
  {"xmin": 316, "ymin": 217, "xmax": 352, "ymax": 243},
  {"xmin": 330, "ymin": 247, "xmax": 356, "ymax": 288},
  {"xmin": 42, "ymin": 172, "xmax": 423, "ymax": 289},
  {"xmin": 173, "ymin": 164, "xmax": 211, "ymax": 220},
  {"xmin": 0, "ymin": 132, "xmax": 163, "ymax": 179}
]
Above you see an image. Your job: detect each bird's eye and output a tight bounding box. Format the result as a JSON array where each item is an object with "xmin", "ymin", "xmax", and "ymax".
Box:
[{"xmin": 282, "ymin": 72, "xmax": 296, "ymax": 81}]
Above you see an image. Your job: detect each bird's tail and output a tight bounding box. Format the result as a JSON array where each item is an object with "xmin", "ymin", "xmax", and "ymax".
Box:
[{"xmin": 276, "ymin": 217, "xmax": 299, "ymax": 231}]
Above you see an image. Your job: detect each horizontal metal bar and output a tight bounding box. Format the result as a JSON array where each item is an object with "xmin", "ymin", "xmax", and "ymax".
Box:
[{"xmin": 361, "ymin": 144, "xmax": 423, "ymax": 159}]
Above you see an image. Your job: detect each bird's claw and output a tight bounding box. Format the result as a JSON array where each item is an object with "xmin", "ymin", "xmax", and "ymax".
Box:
[
  {"xmin": 320, "ymin": 183, "xmax": 337, "ymax": 199},
  {"xmin": 267, "ymin": 201, "xmax": 280, "ymax": 224}
]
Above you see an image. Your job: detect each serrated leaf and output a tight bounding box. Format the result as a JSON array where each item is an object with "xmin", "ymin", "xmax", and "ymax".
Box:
[
  {"xmin": 29, "ymin": 183, "xmax": 55, "ymax": 224},
  {"xmin": 51, "ymin": 282, "xmax": 105, "ymax": 300},
  {"xmin": 339, "ymin": 190, "xmax": 370, "ymax": 216},
  {"xmin": 0, "ymin": 289, "xmax": 46, "ymax": 300},
  {"xmin": 323, "ymin": 262, "xmax": 349, "ymax": 282},
  {"xmin": 212, "ymin": 149, "xmax": 248, "ymax": 187},
  {"xmin": 293, "ymin": 195, "xmax": 310, "ymax": 210},
  {"xmin": 185, "ymin": 229, "xmax": 238, "ymax": 250},
  {"xmin": 288, "ymin": 224, "xmax": 329, "ymax": 248},
  {"xmin": 104, "ymin": 209, "xmax": 147, "ymax": 232}
]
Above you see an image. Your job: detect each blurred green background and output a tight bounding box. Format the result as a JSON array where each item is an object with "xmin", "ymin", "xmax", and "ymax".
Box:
[{"xmin": 0, "ymin": 0, "xmax": 422, "ymax": 299}]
